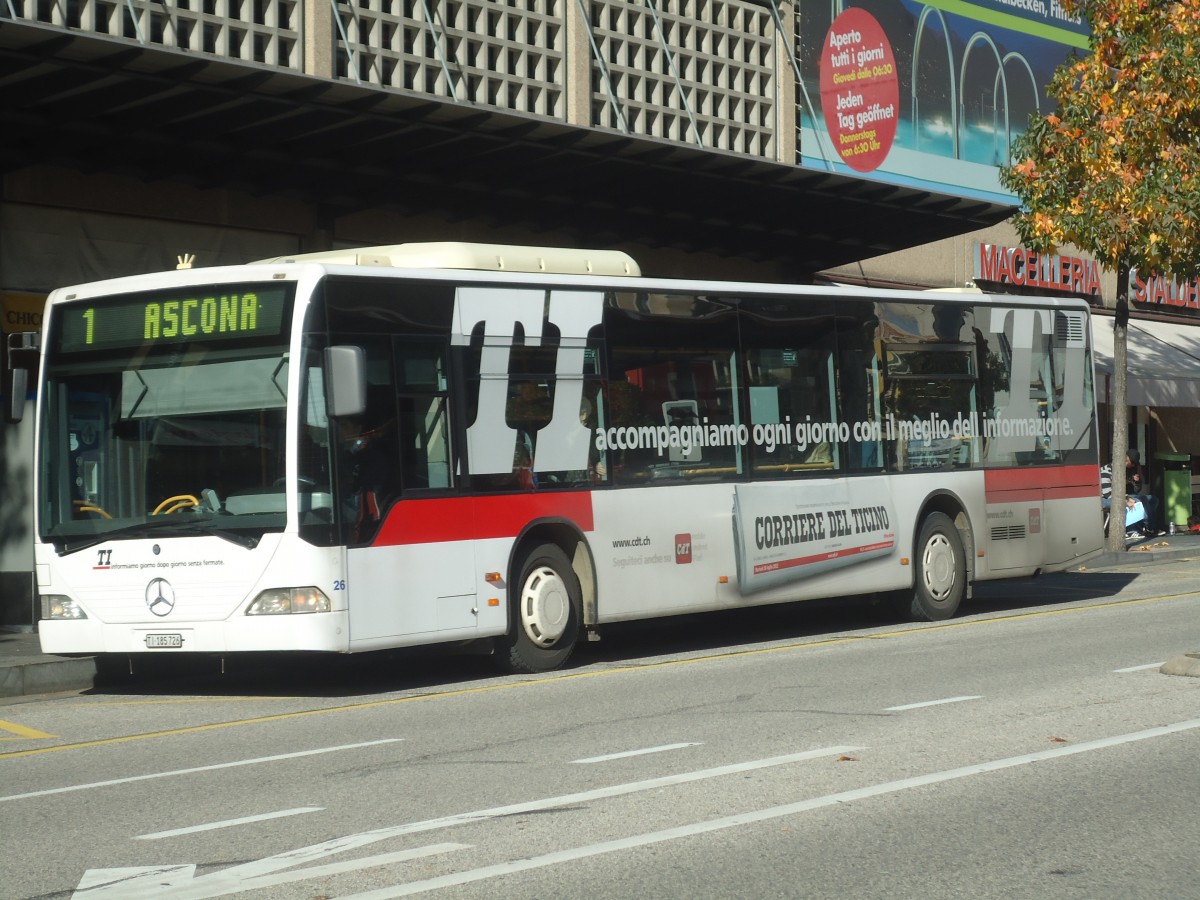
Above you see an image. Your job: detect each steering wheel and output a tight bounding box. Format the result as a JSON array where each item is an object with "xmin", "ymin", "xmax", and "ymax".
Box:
[{"xmin": 152, "ymin": 494, "xmax": 200, "ymax": 515}]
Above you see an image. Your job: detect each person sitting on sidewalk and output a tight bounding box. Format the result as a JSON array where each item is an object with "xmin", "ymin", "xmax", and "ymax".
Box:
[
  {"xmin": 1125, "ymin": 495, "xmax": 1148, "ymax": 537},
  {"xmin": 1125, "ymin": 450, "xmax": 1162, "ymax": 533}
]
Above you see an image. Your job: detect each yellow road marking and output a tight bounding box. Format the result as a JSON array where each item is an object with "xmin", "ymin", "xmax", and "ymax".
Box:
[
  {"xmin": 0, "ymin": 589, "xmax": 1194, "ymax": 761},
  {"xmin": 0, "ymin": 719, "xmax": 56, "ymax": 740},
  {"xmin": 62, "ymin": 697, "xmax": 299, "ymax": 708}
]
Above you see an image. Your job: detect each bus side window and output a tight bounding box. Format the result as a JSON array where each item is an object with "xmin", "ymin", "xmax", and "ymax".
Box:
[
  {"xmin": 603, "ymin": 355, "xmax": 740, "ymax": 483},
  {"xmin": 838, "ymin": 326, "xmax": 885, "ymax": 474},
  {"xmin": 884, "ymin": 346, "xmax": 979, "ymax": 471},
  {"xmin": 602, "ymin": 291, "xmax": 741, "ymax": 484},
  {"xmin": 334, "ymin": 342, "xmax": 402, "ymax": 544},
  {"xmin": 744, "ymin": 346, "xmax": 838, "ymax": 476},
  {"xmin": 394, "ymin": 340, "xmax": 453, "ymax": 490},
  {"xmin": 737, "ymin": 294, "xmax": 848, "ymax": 478}
]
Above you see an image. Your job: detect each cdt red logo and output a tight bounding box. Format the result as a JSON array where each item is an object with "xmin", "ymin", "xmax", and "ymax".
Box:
[
  {"xmin": 675, "ymin": 534, "xmax": 692, "ymax": 564},
  {"xmin": 1029, "ymin": 508, "xmax": 1042, "ymax": 534}
]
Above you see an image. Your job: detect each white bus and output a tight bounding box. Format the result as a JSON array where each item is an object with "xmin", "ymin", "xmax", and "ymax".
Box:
[{"xmin": 17, "ymin": 243, "xmax": 1102, "ymax": 673}]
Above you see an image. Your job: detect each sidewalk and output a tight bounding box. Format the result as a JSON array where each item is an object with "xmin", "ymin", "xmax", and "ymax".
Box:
[
  {"xmin": 0, "ymin": 628, "xmax": 97, "ymax": 699},
  {"xmin": 1076, "ymin": 528, "xmax": 1200, "ymax": 571},
  {"xmin": 3, "ymin": 532, "xmax": 1200, "ymax": 699}
]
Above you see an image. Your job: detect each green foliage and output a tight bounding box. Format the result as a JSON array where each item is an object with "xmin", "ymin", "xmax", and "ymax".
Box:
[{"xmin": 999, "ymin": 0, "xmax": 1200, "ymax": 281}]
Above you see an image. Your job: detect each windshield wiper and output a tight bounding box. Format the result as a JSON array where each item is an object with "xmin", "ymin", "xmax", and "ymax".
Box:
[
  {"xmin": 156, "ymin": 520, "xmax": 261, "ymax": 550},
  {"xmin": 54, "ymin": 517, "xmax": 182, "ymax": 556},
  {"xmin": 210, "ymin": 524, "xmax": 261, "ymax": 549},
  {"xmin": 53, "ymin": 516, "xmax": 260, "ymax": 556}
]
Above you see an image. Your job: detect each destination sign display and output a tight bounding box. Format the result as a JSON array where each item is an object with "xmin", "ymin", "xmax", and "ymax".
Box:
[{"xmin": 56, "ymin": 283, "xmax": 290, "ymax": 353}]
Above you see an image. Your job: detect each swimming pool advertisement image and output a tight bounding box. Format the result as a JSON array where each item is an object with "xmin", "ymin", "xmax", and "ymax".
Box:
[{"xmin": 801, "ymin": 0, "xmax": 1091, "ymax": 201}]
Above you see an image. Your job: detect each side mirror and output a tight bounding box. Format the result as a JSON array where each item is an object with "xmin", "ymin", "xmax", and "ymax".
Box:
[
  {"xmin": 6, "ymin": 332, "xmax": 39, "ymax": 424},
  {"xmin": 324, "ymin": 345, "xmax": 366, "ymax": 418},
  {"xmin": 8, "ymin": 367, "xmax": 27, "ymax": 423}
]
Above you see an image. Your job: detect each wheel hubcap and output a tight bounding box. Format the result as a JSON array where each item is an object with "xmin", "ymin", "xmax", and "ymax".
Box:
[
  {"xmin": 922, "ymin": 534, "xmax": 956, "ymax": 602},
  {"xmin": 520, "ymin": 565, "xmax": 569, "ymax": 646}
]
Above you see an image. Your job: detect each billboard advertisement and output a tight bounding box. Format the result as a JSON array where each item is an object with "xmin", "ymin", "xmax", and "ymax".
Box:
[{"xmin": 799, "ymin": 0, "xmax": 1090, "ymax": 203}]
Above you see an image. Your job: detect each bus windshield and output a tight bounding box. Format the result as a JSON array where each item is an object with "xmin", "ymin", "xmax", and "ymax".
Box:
[{"xmin": 38, "ymin": 284, "xmax": 301, "ymax": 554}]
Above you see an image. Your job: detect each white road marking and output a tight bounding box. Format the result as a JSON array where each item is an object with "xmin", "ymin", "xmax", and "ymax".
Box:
[
  {"xmin": 134, "ymin": 807, "xmax": 324, "ymax": 840},
  {"xmin": 195, "ymin": 844, "xmax": 471, "ymax": 894},
  {"xmin": 1113, "ymin": 662, "xmax": 1164, "ymax": 673},
  {"xmin": 2, "ymin": 739, "xmax": 401, "ymax": 803},
  {"xmin": 572, "ymin": 742, "xmax": 701, "ymax": 764},
  {"xmin": 71, "ymin": 745, "xmax": 859, "ymax": 898},
  {"xmin": 315, "ymin": 745, "xmax": 862, "ymax": 840},
  {"xmin": 73, "ymin": 844, "xmax": 468, "ymax": 898},
  {"xmin": 76, "ymin": 866, "xmax": 196, "ymax": 895},
  {"xmin": 885, "ymin": 695, "xmax": 982, "ymax": 711},
  {"xmin": 338, "ymin": 718, "xmax": 1200, "ymax": 899}
]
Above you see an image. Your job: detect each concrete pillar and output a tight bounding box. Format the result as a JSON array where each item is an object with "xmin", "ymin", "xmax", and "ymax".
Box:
[
  {"xmin": 565, "ymin": 0, "xmax": 593, "ymax": 127},
  {"xmin": 304, "ymin": 0, "xmax": 336, "ymax": 79},
  {"xmin": 775, "ymin": 1, "xmax": 796, "ymax": 164}
]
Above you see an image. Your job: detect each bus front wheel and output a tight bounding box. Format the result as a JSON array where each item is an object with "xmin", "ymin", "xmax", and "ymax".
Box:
[
  {"xmin": 905, "ymin": 512, "xmax": 965, "ymax": 622},
  {"xmin": 498, "ymin": 543, "xmax": 581, "ymax": 673}
]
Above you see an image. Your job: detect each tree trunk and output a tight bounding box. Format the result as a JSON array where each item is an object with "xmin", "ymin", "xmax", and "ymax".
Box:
[{"xmin": 1106, "ymin": 263, "xmax": 1132, "ymax": 553}]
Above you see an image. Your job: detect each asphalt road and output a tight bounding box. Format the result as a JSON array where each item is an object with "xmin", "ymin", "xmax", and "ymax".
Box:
[{"xmin": 2, "ymin": 559, "xmax": 1198, "ymax": 900}]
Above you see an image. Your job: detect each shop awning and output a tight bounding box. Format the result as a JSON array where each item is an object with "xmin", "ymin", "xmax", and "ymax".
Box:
[{"xmin": 1092, "ymin": 316, "xmax": 1200, "ymax": 407}]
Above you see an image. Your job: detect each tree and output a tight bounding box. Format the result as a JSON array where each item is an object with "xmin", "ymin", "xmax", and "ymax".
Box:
[{"xmin": 1000, "ymin": 0, "xmax": 1200, "ymax": 551}]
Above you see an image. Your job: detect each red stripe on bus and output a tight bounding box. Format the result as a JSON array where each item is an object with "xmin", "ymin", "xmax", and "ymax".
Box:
[
  {"xmin": 984, "ymin": 464, "xmax": 1099, "ymax": 503},
  {"xmin": 752, "ymin": 539, "xmax": 895, "ymax": 575},
  {"xmin": 372, "ymin": 492, "xmax": 595, "ymax": 546}
]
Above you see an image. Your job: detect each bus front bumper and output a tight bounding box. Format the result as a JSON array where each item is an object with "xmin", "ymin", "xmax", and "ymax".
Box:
[{"xmin": 38, "ymin": 611, "xmax": 351, "ymax": 655}]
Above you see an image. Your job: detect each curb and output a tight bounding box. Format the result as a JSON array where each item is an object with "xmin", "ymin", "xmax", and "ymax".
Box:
[
  {"xmin": 0, "ymin": 656, "xmax": 96, "ymax": 698},
  {"xmin": 1161, "ymin": 654, "xmax": 1200, "ymax": 678},
  {"xmin": 1075, "ymin": 545, "xmax": 1200, "ymax": 572}
]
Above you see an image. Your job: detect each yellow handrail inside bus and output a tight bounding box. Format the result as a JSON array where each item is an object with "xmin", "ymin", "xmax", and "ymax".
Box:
[
  {"xmin": 73, "ymin": 501, "xmax": 113, "ymax": 519},
  {"xmin": 152, "ymin": 495, "xmax": 199, "ymax": 515}
]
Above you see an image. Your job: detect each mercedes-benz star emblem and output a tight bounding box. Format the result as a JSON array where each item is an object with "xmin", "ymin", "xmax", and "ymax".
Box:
[{"xmin": 145, "ymin": 577, "xmax": 176, "ymax": 617}]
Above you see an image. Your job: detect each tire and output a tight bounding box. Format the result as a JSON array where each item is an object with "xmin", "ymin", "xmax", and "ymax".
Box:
[
  {"xmin": 497, "ymin": 543, "xmax": 581, "ymax": 673},
  {"xmin": 904, "ymin": 512, "xmax": 966, "ymax": 622}
]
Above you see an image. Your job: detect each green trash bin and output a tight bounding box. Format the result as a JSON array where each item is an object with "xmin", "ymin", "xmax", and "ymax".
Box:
[{"xmin": 1155, "ymin": 452, "xmax": 1191, "ymax": 528}]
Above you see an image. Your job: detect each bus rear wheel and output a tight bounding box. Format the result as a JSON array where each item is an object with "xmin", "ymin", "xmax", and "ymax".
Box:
[
  {"xmin": 498, "ymin": 543, "xmax": 581, "ymax": 673},
  {"xmin": 903, "ymin": 512, "xmax": 965, "ymax": 622}
]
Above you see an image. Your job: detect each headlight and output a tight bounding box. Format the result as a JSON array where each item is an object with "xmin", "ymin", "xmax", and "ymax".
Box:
[
  {"xmin": 245, "ymin": 587, "xmax": 331, "ymax": 615},
  {"xmin": 41, "ymin": 595, "xmax": 87, "ymax": 620}
]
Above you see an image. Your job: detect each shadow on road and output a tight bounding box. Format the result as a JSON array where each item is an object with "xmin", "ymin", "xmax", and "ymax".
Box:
[
  {"xmin": 969, "ymin": 569, "xmax": 1142, "ymax": 612},
  {"xmin": 82, "ymin": 568, "xmax": 1142, "ymax": 700}
]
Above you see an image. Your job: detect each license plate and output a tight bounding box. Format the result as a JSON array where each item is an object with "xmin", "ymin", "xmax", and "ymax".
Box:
[{"xmin": 145, "ymin": 633, "xmax": 183, "ymax": 649}]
